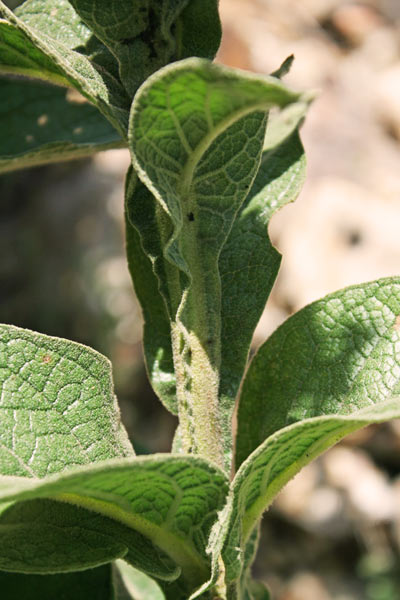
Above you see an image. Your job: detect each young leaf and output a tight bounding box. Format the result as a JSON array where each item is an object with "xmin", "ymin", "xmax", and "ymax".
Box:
[
  {"xmin": 0, "ymin": 1, "xmax": 130, "ymax": 133},
  {"xmin": 126, "ymin": 112, "xmax": 307, "ymax": 426},
  {"xmin": 129, "ymin": 57, "xmax": 308, "ymax": 470},
  {"xmin": 125, "ymin": 169, "xmax": 177, "ymax": 414},
  {"xmin": 0, "ymin": 78, "xmax": 123, "ymax": 174},
  {"xmin": 0, "ymin": 324, "xmax": 133, "ymax": 478},
  {"xmin": 67, "ymin": 0, "xmax": 221, "ymax": 98},
  {"xmin": 236, "ymin": 277, "xmax": 400, "ymax": 466},
  {"xmin": 224, "ymin": 398, "xmax": 400, "ymax": 586},
  {"xmin": 174, "ymin": 0, "xmax": 221, "ymax": 61},
  {"xmin": 0, "ymin": 564, "xmax": 115, "ymax": 600},
  {"xmin": 0, "ymin": 498, "xmax": 178, "ymax": 579},
  {"xmin": 0, "ymin": 18, "xmax": 68, "ymax": 85},
  {"xmin": 224, "ymin": 278, "xmax": 400, "ymax": 586},
  {"xmin": 15, "ymin": 0, "xmax": 119, "ymax": 78},
  {"xmin": 218, "ymin": 131, "xmax": 306, "ymax": 429},
  {"xmin": 0, "ymin": 455, "xmax": 229, "ymax": 591}
]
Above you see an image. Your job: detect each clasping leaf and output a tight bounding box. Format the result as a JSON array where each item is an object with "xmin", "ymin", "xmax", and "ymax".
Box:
[{"xmin": 128, "ymin": 57, "xmax": 310, "ymax": 470}]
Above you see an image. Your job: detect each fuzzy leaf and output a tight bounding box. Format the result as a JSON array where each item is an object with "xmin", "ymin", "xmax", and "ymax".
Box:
[
  {"xmin": 16, "ymin": 0, "xmax": 119, "ymax": 78},
  {"xmin": 236, "ymin": 278, "xmax": 400, "ymax": 465},
  {"xmin": 0, "ymin": 1, "xmax": 129, "ymax": 133},
  {"xmin": 224, "ymin": 398, "xmax": 400, "ymax": 584},
  {"xmin": 0, "ymin": 455, "xmax": 229, "ymax": 592},
  {"xmin": 128, "ymin": 57, "xmax": 308, "ymax": 470},
  {"xmin": 125, "ymin": 170, "xmax": 176, "ymax": 414},
  {"xmin": 67, "ymin": 0, "xmax": 221, "ymax": 98},
  {"xmin": 0, "ymin": 498, "xmax": 178, "ymax": 579},
  {"xmin": 126, "ymin": 131, "xmax": 306, "ymax": 420},
  {"xmin": 0, "ymin": 77, "xmax": 123, "ymax": 173},
  {"xmin": 176, "ymin": 0, "xmax": 221, "ymax": 61},
  {"xmin": 224, "ymin": 278, "xmax": 400, "ymax": 585},
  {"xmin": 0, "ymin": 324, "xmax": 133, "ymax": 478},
  {"xmin": 218, "ymin": 130, "xmax": 306, "ymax": 424},
  {"xmin": 0, "ymin": 564, "xmax": 115, "ymax": 600}
]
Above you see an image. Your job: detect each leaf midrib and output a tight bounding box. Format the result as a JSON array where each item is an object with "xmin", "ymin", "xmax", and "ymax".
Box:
[
  {"xmin": 239, "ymin": 420, "xmax": 363, "ymax": 543},
  {"xmin": 53, "ymin": 491, "xmax": 209, "ymax": 586},
  {"xmin": 179, "ymin": 102, "xmax": 269, "ymax": 202}
]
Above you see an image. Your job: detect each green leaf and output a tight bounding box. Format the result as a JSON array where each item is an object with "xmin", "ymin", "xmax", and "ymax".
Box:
[
  {"xmin": 218, "ymin": 131, "xmax": 306, "ymax": 429},
  {"xmin": 0, "ymin": 455, "xmax": 229, "ymax": 591},
  {"xmin": 126, "ymin": 101, "xmax": 307, "ymax": 423},
  {"xmin": 115, "ymin": 560, "xmax": 165, "ymax": 600},
  {"xmin": 178, "ymin": 0, "xmax": 221, "ymax": 61},
  {"xmin": 243, "ymin": 580, "xmax": 271, "ymax": 600},
  {"xmin": 0, "ymin": 324, "xmax": 133, "ymax": 478},
  {"xmin": 125, "ymin": 169, "xmax": 176, "ymax": 414},
  {"xmin": 0, "ymin": 564, "xmax": 115, "ymax": 600},
  {"xmin": 224, "ymin": 398, "xmax": 400, "ymax": 585},
  {"xmin": 270, "ymin": 54, "xmax": 294, "ymax": 79},
  {"xmin": 67, "ymin": 0, "xmax": 221, "ymax": 98},
  {"xmin": 263, "ymin": 98, "xmax": 311, "ymax": 152},
  {"xmin": 224, "ymin": 278, "xmax": 400, "ymax": 586},
  {"xmin": 0, "ymin": 498, "xmax": 178, "ymax": 579},
  {"xmin": 0, "ymin": 77, "xmax": 124, "ymax": 173},
  {"xmin": 0, "ymin": 17, "xmax": 68, "ymax": 85},
  {"xmin": 15, "ymin": 0, "xmax": 119, "ymax": 78},
  {"xmin": 0, "ymin": 1, "xmax": 130, "ymax": 133},
  {"xmin": 236, "ymin": 278, "xmax": 400, "ymax": 466},
  {"xmin": 128, "ymin": 57, "xmax": 308, "ymax": 470},
  {"xmin": 0, "ymin": 498, "xmax": 128, "ymax": 573}
]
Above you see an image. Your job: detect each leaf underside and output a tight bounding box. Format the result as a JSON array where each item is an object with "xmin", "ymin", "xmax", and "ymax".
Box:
[
  {"xmin": 224, "ymin": 397, "xmax": 400, "ymax": 586},
  {"xmin": 220, "ymin": 278, "xmax": 400, "ymax": 587},
  {"xmin": 0, "ymin": 564, "xmax": 115, "ymax": 600},
  {"xmin": 0, "ymin": 455, "xmax": 228, "ymax": 595},
  {"xmin": 0, "ymin": 77, "xmax": 123, "ymax": 173},
  {"xmin": 115, "ymin": 560, "xmax": 165, "ymax": 600},
  {"xmin": 0, "ymin": 1, "xmax": 130, "ymax": 133},
  {"xmin": 127, "ymin": 56, "xmax": 308, "ymax": 470}
]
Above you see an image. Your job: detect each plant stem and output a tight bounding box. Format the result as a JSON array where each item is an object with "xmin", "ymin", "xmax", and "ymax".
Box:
[{"xmin": 171, "ymin": 222, "xmax": 224, "ymax": 469}]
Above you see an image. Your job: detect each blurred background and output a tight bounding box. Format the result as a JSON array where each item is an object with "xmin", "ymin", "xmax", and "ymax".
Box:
[{"xmin": 2, "ymin": 1, "xmax": 400, "ymax": 598}]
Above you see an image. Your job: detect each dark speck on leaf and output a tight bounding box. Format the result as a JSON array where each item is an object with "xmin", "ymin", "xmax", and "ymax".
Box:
[{"xmin": 188, "ymin": 212, "xmax": 195, "ymax": 222}]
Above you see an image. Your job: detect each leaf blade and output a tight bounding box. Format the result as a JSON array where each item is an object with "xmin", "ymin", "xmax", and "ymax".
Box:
[
  {"xmin": 0, "ymin": 564, "xmax": 116, "ymax": 600},
  {"xmin": 225, "ymin": 278, "xmax": 400, "ymax": 586},
  {"xmin": 219, "ymin": 130, "xmax": 306, "ymax": 422},
  {"xmin": 0, "ymin": 323, "xmax": 133, "ymax": 478},
  {"xmin": 128, "ymin": 57, "xmax": 308, "ymax": 469},
  {"xmin": 67, "ymin": 0, "xmax": 221, "ymax": 98},
  {"xmin": 0, "ymin": 455, "xmax": 229, "ymax": 591},
  {"xmin": 125, "ymin": 169, "xmax": 177, "ymax": 414},
  {"xmin": 0, "ymin": 497, "xmax": 178, "ymax": 580},
  {"xmin": 236, "ymin": 277, "xmax": 400, "ymax": 466},
  {"xmin": 0, "ymin": 77, "xmax": 124, "ymax": 174},
  {"xmin": 224, "ymin": 398, "xmax": 400, "ymax": 585},
  {"xmin": 0, "ymin": 1, "xmax": 130, "ymax": 133},
  {"xmin": 115, "ymin": 560, "xmax": 165, "ymax": 600}
]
